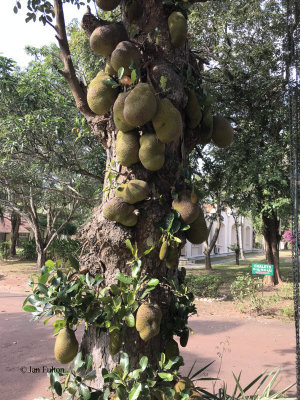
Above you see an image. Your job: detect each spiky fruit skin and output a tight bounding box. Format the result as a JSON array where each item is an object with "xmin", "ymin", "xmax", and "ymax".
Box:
[
  {"xmin": 165, "ymin": 338, "xmax": 179, "ymax": 359},
  {"xmin": 109, "ymin": 330, "xmax": 122, "ymax": 355},
  {"xmin": 113, "ymin": 93, "xmax": 136, "ymax": 132},
  {"xmin": 103, "ymin": 198, "xmax": 138, "ymax": 227},
  {"xmin": 168, "ymin": 12, "xmax": 187, "ymax": 48},
  {"xmin": 136, "ymin": 303, "xmax": 162, "ymax": 341},
  {"xmin": 172, "ymin": 191, "xmax": 199, "ymax": 224},
  {"xmin": 165, "ymin": 244, "xmax": 179, "ymax": 270},
  {"xmin": 186, "ymin": 90, "xmax": 202, "ymax": 129},
  {"xmin": 90, "ymin": 23, "xmax": 128, "ymax": 57},
  {"xmin": 104, "ymin": 59, "xmax": 116, "ymax": 75},
  {"xmin": 159, "ymin": 241, "xmax": 169, "ymax": 260},
  {"xmin": 152, "ymin": 98, "xmax": 182, "ymax": 143},
  {"xmin": 95, "ymin": 0, "xmax": 121, "ymax": 11},
  {"xmin": 185, "ymin": 209, "xmax": 208, "ymax": 245},
  {"xmin": 54, "ymin": 327, "xmax": 78, "ymax": 364},
  {"xmin": 212, "ymin": 115, "xmax": 234, "ymax": 148},
  {"xmin": 116, "ymin": 130, "xmax": 140, "ymax": 167},
  {"xmin": 87, "ymin": 71, "xmax": 118, "ymax": 115},
  {"xmin": 111, "ymin": 41, "xmax": 141, "ymax": 76},
  {"xmin": 179, "ymin": 328, "xmax": 189, "ymax": 347},
  {"xmin": 115, "ymin": 180, "xmax": 149, "ymax": 204},
  {"xmin": 139, "ymin": 133, "xmax": 165, "ymax": 171},
  {"xmin": 123, "ymin": 83, "xmax": 158, "ymax": 127}
]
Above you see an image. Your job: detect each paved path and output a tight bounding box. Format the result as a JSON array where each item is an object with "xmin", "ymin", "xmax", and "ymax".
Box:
[{"xmin": 0, "ymin": 291, "xmax": 296, "ymax": 399}]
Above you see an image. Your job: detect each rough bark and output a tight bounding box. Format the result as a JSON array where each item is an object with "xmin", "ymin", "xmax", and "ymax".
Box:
[
  {"xmin": 234, "ymin": 216, "xmax": 240, "ymax": 265},
  {"xmin": 10, "ymin": 211, "xmax": 20, "ymax": 257},
  {"xmin": 262, "ymin": 213, "xmax": 282, "ymax": 285},
  {"xmin": 239, "ymin": 217, "xmax": 245, "ymax": 260},
  {"xmin": 203, "ymin": 201, "xmax": 222, "ymax": 270}
]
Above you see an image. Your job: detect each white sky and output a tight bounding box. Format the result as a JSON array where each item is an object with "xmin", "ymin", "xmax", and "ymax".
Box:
[{"xmin": 0, "ymin": 1, "xmax": 84, "ymax": 67}]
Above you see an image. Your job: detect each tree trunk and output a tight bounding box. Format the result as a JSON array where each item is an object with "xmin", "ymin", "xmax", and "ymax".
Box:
[
  {"xmin": 10, "ymin": 211, "xmax": 20, "ymax": 257},
  {"xmin": 262, "ymin": 213, "xmax": 282, "ymax": 285},
  {"xmin": 234, "ymin": 218, "xmax": 240, "ymax": 265},
  {"xmin": 239, "ymin": 217, "xmax": 245, "ymax": 260},
  {"xmin": 204, "ymin": 243, "xmax": 212, "ymax": 270},
  {"xmin": 36, "ymin": 250, "xmax": 47, "ymax": 270}
]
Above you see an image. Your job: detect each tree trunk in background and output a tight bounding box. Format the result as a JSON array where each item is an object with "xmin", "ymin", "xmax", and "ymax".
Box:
[
  {"xmin": 234, "ymin": 217, "xmax": 240, "ymax": 265},
  {"xmin": 239, "ymin": 217, "xmax": 245, "ymax": 260},
  {"xmin": 203, "ymin": 202, "xmax": 222, "ymax": 271},
  {"xmin": 204, "ymin": 246, "xmax": 212, "ymax": 270},
  {"xmin": 10, "ymin": 211, "xmax": 20, "ymax": 257},
  {"xmin": 262, "ymin": 213, "xmax": 282, "ymax": 285}
]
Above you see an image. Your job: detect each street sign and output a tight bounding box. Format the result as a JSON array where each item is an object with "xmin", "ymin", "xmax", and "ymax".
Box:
[{"xmin": 252, "ymin": 263, "xmax": 274, "ymax": 276}]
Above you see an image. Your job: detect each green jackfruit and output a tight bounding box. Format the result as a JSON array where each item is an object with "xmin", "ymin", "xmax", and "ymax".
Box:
[
  {"xmin": 139, "ymin": 133, "xmax": 165, "ymax": 171},
  {"xmin": 152, "ymin": 98, "xmax": 182, "ymax": 143},
  {"xmin": 103, "ymin": 197, "xmax": 138, "ymax": 227},
  {"xmin": 116, "ymin": 130, "xmax": 140, "ymax": 167},
  {"xmin": 87, "ymin": 71, "xmax": 118, "ymax": 115},
  {"xmin": 54, "ymin": 327, "xmax": 78, "ymax": 364},
  {"xmin": 109, "ymin": 330, "xmax": 122, "ymax": 355},
  {"xmin": 179, "ymin": 328, "xmax": 189, "ymax": 347},
  {"xmin": 172, "ymin": 190, "xmax": 199, "ymax": 224},
  {"xmin": 113, "ymin": 92, "xmax": 136, "ymax": 132},
  {"xmin": 96, "ymin": 0, "xmax": 121, "ymax": 11},
  {"xmin": 186, "ymin": 90, "xmax": 202, "ymax": 129},
  {"xmin": 105, "ymin": 59, "xmax": 116, "ymax": 75},
  {"xmin": 168, "ymin": 12, "xmax": 187, "ymax": 48},
  {"xmin": 159, "ymin": 241, "xmax": 168, "ymax": 260},
  {"xmin": 165, "ymin": 244, "xmax": 179, "ymax": 270},
  {"xmin": 198, "ymin": 106, "xmax": 213, "ymax": 144},
  {"xmin": 115, "ymin": 179, "xmax": 149, "ymax": 204},
  {"xmin": 136, "ymin": 303, "xmax": 162, "ymax": 341},
  {"xmin": 212, "ymin": 115, "xmax": 234, "ymax": 148},
  {"xmin": 90, "ymin": 23, "xmax": 128, "ymax": 57},
  {"xmin": 185, "ymin": 209, "xmax": 208, "ymax": 245},
  {"xmin": 123, "ymin": 83, "xmax": 158, "ymax": 127},
  {"xmin": 165, "ymin": 338, "xmax": 179, "ymax": 359},
  {"xmin": 111, "ymin": 41, "xmax": 140, "ymax": 76}
]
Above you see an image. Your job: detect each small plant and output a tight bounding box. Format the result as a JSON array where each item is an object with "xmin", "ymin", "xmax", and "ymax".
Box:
[
  {"xmin": 20, "ymin": 238, "xmax": 37, "ymax": 260},
  {"xmin": 280, "ymin": 306, "xmax": 294, "ymax": 320},
  {"xmin": 0, "ymin": 241, "xmax": 9, "ymax": 259},
  {"xmin": 185, "ymin": 274, "xmax": 223, "ymax": 298},
  {"xmin": 230, "ymin": 273, "xmax": 264, "ymax": 313}
]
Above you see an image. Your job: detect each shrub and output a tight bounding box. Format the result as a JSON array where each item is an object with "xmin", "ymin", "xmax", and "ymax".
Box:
[
  {"xmin": 230, "ymin": 273, "xmax": 263, "ymax": 312},
  {"xmin": 185, "ymin": 274, "xmax": 223, "ymax": 298},
  {"xmin": 47, "ymin": 238, "xmax": 80, "ymax": 268},
  {"xmin": 20, "ymin": 238, "xmax": 37, "ymax": 260},
  {"xmin": 0, "ymin": 241, "xmax": 10, "ymax": 260}
]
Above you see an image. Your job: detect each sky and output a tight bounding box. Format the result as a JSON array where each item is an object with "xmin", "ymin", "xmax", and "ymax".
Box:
[{"xmin": 0, "ymin": 1, "xmax": 84, "ymax": 67}]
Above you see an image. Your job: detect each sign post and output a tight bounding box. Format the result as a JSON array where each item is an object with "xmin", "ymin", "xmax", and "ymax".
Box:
[{"xmin": 252, "ymin": 263, "xmax": 274, "ymax": 296}]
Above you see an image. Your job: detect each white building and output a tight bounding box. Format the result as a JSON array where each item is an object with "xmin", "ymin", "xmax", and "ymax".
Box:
[{"xmin": 182, "ymin": 206, "xmax": 255, "ymax": 259}]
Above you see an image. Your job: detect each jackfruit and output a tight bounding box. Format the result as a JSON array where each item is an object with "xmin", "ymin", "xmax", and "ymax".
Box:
[
  {"xmin": 186, "ymin": 90, "xmax": 202, "ymax": 129},
  {"xmin": 152, "ymin": 98, "xmax": 182, "ymax": 143},
  {"xmin": 165, "ymin": 338, "xmax": 179, "ymax": 359},
  {"xmin": 179, "ymin": 328, "xmax": 189, "ymax": 347},
  {"xmin": 109, "ymin": 329, "xmax": 122, "ymax": 355},
  {"xmin": 198, "ymin": 106, "xmax": 213, "ymax": 145},
  {"xmin": 116, "ymin": 130, "xmax": 140, "ymax": 167},
  {"xmin": 105, "ymin": 59, "xmax": 116, "ymax": 75},
  {"xmin": 115, "ymin": 179, "xmax": 149, "ymax": 204},
  {"xmin": 185, "ymin": 209, "xmax": 208, "ymax": 245},
  {"xmin": 96, "ymin": 0, "xmax": 121, "ymax": 11},
  {"xmin": 136, "ymin": 303, "xmax": 162, "ymax": 341},
  {"xmin": 168, "ymin": 12, "xmax": 187, "ymax": 48},
  {"xmin": 172, "ymin": 191, "xmax": 199, "ymax": 224},
  {"xmin": 165, "ymin": 244, "xmax": 179, "ymax": 270},
  {"xmin": 123, "ymin": 83, "xmax": 158, "ymax": 127},
  {"xmin": 139, "ymin": 133, "xmax": 165, "ymax": 171},
  {"xmin": 111, "ymin": 41, "xmax": 141, "ymax": 76},
  {"xmin": 212, "ymin": 115, "xmax": 234, "ymax": 148},
  {"xmin": 159, "ymin": 241, "xmax": 168, "ymax": 260},
  {"xmin": 87, "ymin": 71, "xmax": 118, "ymax": 115},
  {"xmin": 113, "ymin": 92, "xmax": 136, "ymax": 132},
  {"xmin": 90, "ymin": 23, "xmax": 128, "ymax": 57},
  {"xmin": 103, "ymin": 197, "xmax": 138, "ymax": 226},
  {"xmin": 54, "ymin": 327, "xmax": 78, "ymax": 364}
]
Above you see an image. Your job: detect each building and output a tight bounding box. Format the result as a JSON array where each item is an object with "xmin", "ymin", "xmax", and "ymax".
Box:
[
  {"xmin": 182, "ymin": 206, "xmax": 255, "ymax": 259},
  {"xmin": 0, "ymin": 214, "xmax": 32, "ymax": 243}
]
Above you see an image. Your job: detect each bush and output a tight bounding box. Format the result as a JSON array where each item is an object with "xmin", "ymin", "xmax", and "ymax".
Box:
[
  {"xmin": 0, "ymin": 241, "xmax": 10, "ymax": 260},
  {"xmin": 47, "ymin": 238, "xmax": 80, "ymax": 268},
  {"xmin": 185, "ymin": 274, "xmax": 223, "ymax": 298},
  {"xmin": 230, "ymin": 273, "xmax": 263, "ymax": 312},
  {"xmin": 20, "ymin": 239, "xmax": 37, "ymax": 260}
]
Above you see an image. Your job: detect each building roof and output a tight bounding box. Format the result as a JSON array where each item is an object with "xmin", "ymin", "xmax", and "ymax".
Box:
[{"xmin": 0, "ymin": 215, "xmax": 31, "ymax": 234}]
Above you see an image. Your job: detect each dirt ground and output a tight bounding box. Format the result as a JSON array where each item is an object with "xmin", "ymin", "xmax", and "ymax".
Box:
[{"xmin": 0, "ymin": 260, "xmax": 297, "ymax": 399}]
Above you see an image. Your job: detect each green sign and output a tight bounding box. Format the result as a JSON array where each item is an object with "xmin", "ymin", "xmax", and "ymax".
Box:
[{"xmin": 252, "ymin": 263, "xmax": 274, "ymax": 276}]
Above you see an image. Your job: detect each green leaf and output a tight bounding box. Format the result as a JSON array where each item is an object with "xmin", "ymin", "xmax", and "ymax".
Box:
[
  {"xmin": 85, "ymin": 354, "xmax": 93, "ymax": 371},
  {"xmin": 147, "ymin": 278, "xmax": 159, "ymax": 287},
  {"xmin": 37, "ymin": 283, "xmax": 48, "ymax": 295},
  {"xmin": 120, "ymin": 353, "xmax": 129, "ymax": 374},
  {"xmin": 45, "ymin": 260, "xmax": 54, "ymax": 268},
  {"xmin": 131, "ymin": 70, "xmax": 137, "ymax": 84},
  {"xmin": 139, "ymin": 356, "xmax": 148, "ymax": 371},
  {"xmin": 125, "ymin": 313, "xmax": 135, "ymax": 327},
  {"xmin": 129, "ymin": 383, "xmax": 142, "ymax": 400},
  {"xmin": 127, "ymin": 292, "xmax": 135, "ymax": 305},
  {"xmin": 54, "ymin": 381, "xmax": 62, "ymax": 396},
  {"xmin": 116, "ymin": 273, "xmax": 133, "ymax": 284},
  {"xmin": 38, "ymin": 273, "xmax": 50, "ymax": 284},
  {"xmin": 118, "ymin": 67, "xmax": 125, "ymax": 80},
  {"xmin": 79, "ymin": 383, "xmax": 91, "ymax": 400},
  {"xmin": 23, "ymin": 305, "xmax": 37, "ymax": 312},
  {"xmin": 158, "ymin": 372, "xmax": 173, "ymax": 381}
]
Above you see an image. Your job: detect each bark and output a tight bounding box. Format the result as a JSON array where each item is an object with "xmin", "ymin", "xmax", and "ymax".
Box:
[
  {"xmin": 36, "ymin": 250, "xmax": 47, "ymax": 270},
  {"xmin": 10, "ymin": 211, "xmax": 20, "ymax": 257},
  {"xmin": 203, "ymin": 201, "xmax": 222, "ymax": 270},
  {"xmin": 52, "ymin": 0, "xmax": 207, "ymax": 390},
  {"xmin": 262, "ymin": 213, "xmax": 282, "ymax": 285},
  {"xmin": 239, "ymin": 218, "xmax": 245, "ymax": 260},
  {"xmin": 234, "ymin": 216, "xmax": 240, "ymax": 265}
]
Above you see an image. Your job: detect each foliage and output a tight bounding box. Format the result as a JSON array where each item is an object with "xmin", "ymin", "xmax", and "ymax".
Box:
[
  {"xmin": 47, "ymin": 238, "xmax": 81, "ymax": 266},
  {"xmin": 230, "ymin": 273, "xmax": 263, "ymax": 313},
  {"xmin": 282, "ymin": 230, "xmax": 300, "ymax": 246},
  {"xmin": 0, "ymin": 241, "xmax": 10, "ymax": 260},
  {"xmin": 185, "ymin": 274, "xmax": 223, "ymax": 298},
  {"xmin": 20, "ymin": 238, "xmax": 38, "ymax": 260},
  {"xmin": 158, "ymin": 209, "xmax": 190, "ymax": 247}
]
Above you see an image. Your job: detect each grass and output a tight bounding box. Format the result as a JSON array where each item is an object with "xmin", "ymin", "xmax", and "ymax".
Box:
[{"xmin": 0, "ymin": 258, "xmax": 38, "ymax": 275}]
